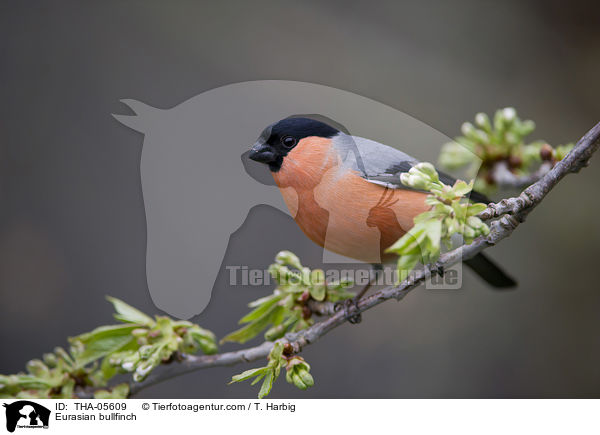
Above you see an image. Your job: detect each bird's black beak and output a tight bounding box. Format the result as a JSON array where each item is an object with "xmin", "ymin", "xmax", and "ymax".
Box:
[{"xmin": 249, "ymin": 142, "xmax": 276, "ymax": 164}]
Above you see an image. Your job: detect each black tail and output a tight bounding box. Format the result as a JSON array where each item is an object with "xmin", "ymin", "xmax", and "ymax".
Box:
[{"xmin": 464, "ymin": 252, "xmax": 516, "ymax": 289}]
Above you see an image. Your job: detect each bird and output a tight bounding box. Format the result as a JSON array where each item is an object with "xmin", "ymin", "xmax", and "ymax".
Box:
[{"xmin": 248, "ymin": 116, "xmax": 516, "ymax": 321}]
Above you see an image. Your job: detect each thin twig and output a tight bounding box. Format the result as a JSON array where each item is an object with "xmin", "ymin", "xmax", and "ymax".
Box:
[
  {"xmin": 124, "ymin": 120, "xmax": 600, "ymax": 398},
  {"xmin": 491, "ymin": 160, "xmax": 553, "ymax": 189}
]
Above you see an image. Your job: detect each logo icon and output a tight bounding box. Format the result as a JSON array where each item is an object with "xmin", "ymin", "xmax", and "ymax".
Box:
[{"xmin": 3, "ymin": 401, "xmax": 50, "ymax": 432}]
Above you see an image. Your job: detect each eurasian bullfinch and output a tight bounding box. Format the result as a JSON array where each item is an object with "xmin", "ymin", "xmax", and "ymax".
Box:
[{"xmin": 248, "ymin": 116, "xmax": 516, "ymax": 300}]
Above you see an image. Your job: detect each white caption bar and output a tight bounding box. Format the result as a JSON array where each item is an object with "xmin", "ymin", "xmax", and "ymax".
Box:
[{"xmin": 2, "ymin": 399, "xmax": 597, "ymax": 434}]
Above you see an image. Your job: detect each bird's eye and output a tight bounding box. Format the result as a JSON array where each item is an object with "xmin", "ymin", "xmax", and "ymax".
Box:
[{"xmin": 281, "ymin": 136, "xmax": 297, "ymax": 148}]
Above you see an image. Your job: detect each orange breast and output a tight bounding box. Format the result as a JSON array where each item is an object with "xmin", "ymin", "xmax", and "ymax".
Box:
[{"xmin": 272, "ymin": 137, "xmax": 430, "ymax": 263}]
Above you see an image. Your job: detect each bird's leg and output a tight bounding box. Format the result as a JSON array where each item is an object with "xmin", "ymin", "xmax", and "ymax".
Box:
[{"xmin": 335, "ymin": 264, "xmax": 383, "ymax": 324}]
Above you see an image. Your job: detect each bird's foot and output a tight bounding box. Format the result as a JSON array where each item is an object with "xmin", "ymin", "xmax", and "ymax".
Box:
[
  {"xmin": 334, "ymin": 297, "xmax": 362, "ymax": 324},
  {"xmin": 435, "ymin": 263, "xmax": 445, "ymax": 277}
]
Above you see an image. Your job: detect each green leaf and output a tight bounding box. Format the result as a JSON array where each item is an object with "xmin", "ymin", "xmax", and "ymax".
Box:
[
  {"xmin": 230, "ymin": 367, "xmax": 269, "ymax": 384},
  {"xmin": 70, "ymin": 324, "xmax": 138, "ymax": 367},
  {"xmin": 386, "ymin": 226, "xmax": 426, "ymax": 254},
  {"xmin": 250, "ymin": 371, "xmax": 267, "ymax": 386},
  {"xmin": 467, "ymin": 203, "xmax": 487, "ymax": 216},
  {"xmin": 100, "ymin": 355, "xmax": 118, "ymax": 380},
  {"xmin": 248, "ymin": 294, "xmax": 279, "ymax": 308},
  {"xmin": 414, "ymin": 210, "xmax": 444, "ymax": 224},
  {"xmin": 423, "ymin": 219, "xmax": 442, "ymax": 253},
  {"xmin": 269, "ymin": 342, "xmax": 284, "ymax": 362},
  {"xmin": 25, "ymin": 360, "xmax": 49, "ymax": 379},
  {"xmin": 188, "ymin": 328, "xmax": 218, "ymax": 355},
  {"xmin": 396, "ymin": 254, "xmax": 420, "ymax": 282},
  {"xmin": 309, "ymin": 284, "xmax": 326, "ymax": 301},
  {"xmin": 106, "ymin": 296, "xmax": 154, "ymax": 326},
  {"xmin": 452, "ymin": 180, "xmax": 473, "ymax": 197},
  {"xmin": 258, "ymin": 370, "xmax": 275, "ymax": 399},
  {"xmin": 264, "ymin": 324, "xmax": 287, "ymax": 341},
  {"xmin": 59, "ymin": 379, "xmax": 75, "ymax": 398},
  {"xmin": 221, "ymin": 305, "xmax": 284, "ymax": 344},
  {"xmin": 94, "ymin": 383, "xmax": 129, "ymax": 399},
  {"xmin": 239, "ymin": 295, "xmax": 282, "ymax": 324},
  {"xmin": 13, "ymin": 375, "xmax": 56, "ymax": 389}
]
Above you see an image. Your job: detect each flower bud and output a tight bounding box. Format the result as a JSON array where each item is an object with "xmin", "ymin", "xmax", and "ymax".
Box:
[
  {"xmin": 138, "ymin": 345, "xmax": 154, "ymax": 360},
  {"xmin": 275, "ymin": 251, "xmax": 303, "ymax": 270},
  {"xmin": 414, "ymin": 162, "xmax": 439, "ymax": 182},
  {"xmin": 508, "ymin": 155, "xmax": 522, "ymax": 169},
  {"xmin": 540, "ymin": 143, "xmax": 554, "ymax": 161},
  {"xmin": 283, "ymin": 343, "xmax": 294, "ymax": 356},
  {"xmin": 461, "ymin": 122, "xmax": 475, "ymax": 137},
  {"xmin": 133, "ymin": 358, "xmax": 157, "ymax": 381},
  {"xmin": 26, "ymin": 360, "xmax": 49, "ymax": 378},
  {"xmin": 302, "ymin": 305, "xmax": 312, "ymax": 320},
  {"xmin": 291, "ymin": 372, "xmax": 307, "ymax": 390},
  {"xmin": 298, "ymin": 291, "xmax": 310, "ymax": 303},
  {"xmin": 463, "ymin": 226, "xmax": 476, "ymax": 239},
  {"xmin": 43, "ymin": 353, "xmax": 58, "ymax": 368},
  {"xmin": 131, "ymin": 328, "xmax": 148, "ymax": 337},
  {"xmin": 121, "ymin": 361, "xmax": 135, "ymax": 372},
  {"xmin": 400, "ymin": 173, "xmax": 430, "ymax": 191},
  {"xmin": 502, "ymin": 107, "xmax": 516, "ymax": 122},
  {"xmin": 475, "ymin": 113, "xmax": 492, "ymax": 131},
  {"xmin": 519, "ymin": 120, "xmax": 535, "ymax": 136},
  {"xmin": 297, "ymin": 368, "xmax": 314, "ymax": 387}
]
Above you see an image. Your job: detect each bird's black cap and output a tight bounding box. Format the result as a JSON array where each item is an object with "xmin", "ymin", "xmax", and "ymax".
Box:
[
  {"xmin": 267, "ymin": 117, "xmax": 339, "ymax": 141},
  {"xmin": 250, "ymin": 117, "xmax": 340, "ymax": 171}
]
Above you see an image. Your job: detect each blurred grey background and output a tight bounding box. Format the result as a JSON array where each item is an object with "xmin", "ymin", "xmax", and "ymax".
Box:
[{"xmin": 1, "ymin": 0, "xmax": 599, "ymax": 398}]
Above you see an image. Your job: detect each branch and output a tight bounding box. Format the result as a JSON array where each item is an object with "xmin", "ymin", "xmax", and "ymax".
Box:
[
  {"xmin": 480, "ymin": 120, "xmax": 600, "ymax": 220},
  {"xmin": 127, "ymin": 120, "xmax": 600, "ymax": 398},
  {"xmin": 491, "ymin": 160, "xmax": 553, "ymax": 189}
]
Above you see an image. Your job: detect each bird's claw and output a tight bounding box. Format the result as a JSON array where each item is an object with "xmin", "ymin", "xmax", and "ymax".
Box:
[
  {"xmin": 334, "ymin": 298, "xmax": 362, "ymax": 324},
  {"xmin": 436, "ymin": 264, "xmax": 444, "ymax": 276}
]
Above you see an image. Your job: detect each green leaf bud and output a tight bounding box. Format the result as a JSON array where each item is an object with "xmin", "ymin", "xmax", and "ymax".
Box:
[
  {"xmin": 26, "ymin": 360, "xmax": 49, "ymax": 378},
  {"xmin": 475, "ymin": 112, "xmax": 492, "ymax": 132},
  {"xmin": 275, "ymin": 251, "xmax": 303, "ymax": 270}
]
